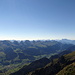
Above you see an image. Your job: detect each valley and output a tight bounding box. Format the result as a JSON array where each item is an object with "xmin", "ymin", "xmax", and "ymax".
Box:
[{"xmin": 0, "ymin": 40, "xmax": 74, "ymax": 75}]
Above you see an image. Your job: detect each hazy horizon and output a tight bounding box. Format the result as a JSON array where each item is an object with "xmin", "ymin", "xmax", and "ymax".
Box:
[{"xmin": 0, "ymin": 38, "xmax": 75, "ymax": 41}]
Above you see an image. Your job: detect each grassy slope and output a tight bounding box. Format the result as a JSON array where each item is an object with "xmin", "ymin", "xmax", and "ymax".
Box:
[
  {"xmin": 28, "ymin": 51, "xmax": 75, "ymax": 75},
  {"xmin": 57, "ymin": 62, "xmax": 75, "ymax": 75},
  {"xmin": 57, "ymin": 51, "xmax": 75, "ymax": 75}
]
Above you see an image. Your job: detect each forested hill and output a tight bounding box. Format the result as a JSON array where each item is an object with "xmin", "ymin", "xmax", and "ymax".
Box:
[{"xmin": 0, "ymin": 40, "xmax": 74, "ymax": 75}]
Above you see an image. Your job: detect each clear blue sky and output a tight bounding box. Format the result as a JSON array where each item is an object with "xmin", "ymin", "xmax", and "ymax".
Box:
[{"xmin": 0, "ymin": 0, "xmax": 75, "ymax": 40}]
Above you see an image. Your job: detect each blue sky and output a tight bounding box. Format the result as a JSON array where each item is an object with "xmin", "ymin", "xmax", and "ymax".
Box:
[{"xmin": 0, "ymin": 0, "xmax": 75, "ymax": 40}]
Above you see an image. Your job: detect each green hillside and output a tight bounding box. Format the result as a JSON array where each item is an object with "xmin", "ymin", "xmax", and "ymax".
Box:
[
  {"xmin": 27, "ymin": 51, "xmax": 75, "ymax": 75},
  {"xmin": 56, "ymin": 51, "xmax": 75, "ymax": 75},
  {"xmin": 57, "ymin": 62, "xmax": 75, "ymax": 75}
]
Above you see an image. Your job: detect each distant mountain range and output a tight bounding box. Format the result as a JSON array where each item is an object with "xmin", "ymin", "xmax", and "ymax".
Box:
[
  {"xmin": 57, "ymin": 39, "xmax": 75, "ymax": 45},
  {"xmin": 10, "ymin": 39, "xmax": 75, "ymax": 45}
]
